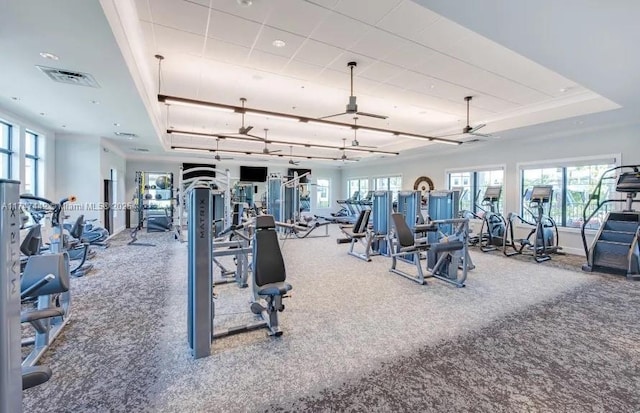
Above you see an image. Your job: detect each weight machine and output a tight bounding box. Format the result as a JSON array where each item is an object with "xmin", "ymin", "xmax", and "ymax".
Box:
[{"xmin": 187, "ymin": 187, "xmax": 292, "ymax": 359}]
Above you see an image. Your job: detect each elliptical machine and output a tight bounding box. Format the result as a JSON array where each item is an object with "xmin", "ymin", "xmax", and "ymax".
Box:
[
  {"xmin": 476, "ymin": 186, "xmax": 507, "ymax": 252},
  {"xmin": 503, "ymin": 185, "xmax": 562, "ymax": 263}
]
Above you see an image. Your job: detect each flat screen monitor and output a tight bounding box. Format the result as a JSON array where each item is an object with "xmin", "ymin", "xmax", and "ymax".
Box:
[
  {"xmin": 288, "ymin": 168, "xmax": 312, "ymax": 183},
  {"xmin": 183, "ymin": 163, "xmax": 215, "ymax": 181},
  {"xmin": 240, "ymin": 166, "xmax": 268, "ymax": 182}
]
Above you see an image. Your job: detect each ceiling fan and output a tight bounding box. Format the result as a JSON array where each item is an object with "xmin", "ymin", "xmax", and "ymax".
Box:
[
  {"xmin": 350, "ymin": 117, "xmax": 378, "ymax": 149},
  {"xmin": 213, "ymin": 138, "xmax": 234, "ymax": 161},
  {"xmin": 287, "ymin": 146, "xmax": 300, "ymax": 165},
  {"xmin": 259, "ymin": 129, "xmax": 282, "ymax": 155},
  {"xmin": 340, "ymin": 138, "xmax": 359, "ymax": 162},
  {"xmin": 438, "ymin": 96, "xmax": 495, "ymax": 139},
  {"xmin": 320, "ymin": 61, "xmax": 388, "ymax": 120},
  {"xmin": 215, "ymin": 97, "xmax": 263, "ymax": 140}
]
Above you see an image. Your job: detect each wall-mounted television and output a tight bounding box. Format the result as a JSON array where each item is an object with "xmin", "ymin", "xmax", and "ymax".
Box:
[
  {"xmin": 240, "ymin": 166, "xmax": 268, "ymax": 182},
  {"xmin": 182, "ymin": 163, "xmax": 215, "ymax": 181},
  {"xmin": 288, "ymin": 168, "xmax": 312, "ymax": 183}
]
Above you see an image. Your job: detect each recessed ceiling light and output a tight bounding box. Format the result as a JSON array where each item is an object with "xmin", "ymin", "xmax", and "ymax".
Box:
[
  {"xmin": 559, "ymin": 87, "xmax": 571, "ymax": 93},
  {"xmin": 39, "ymin": 52, "xmax": 59, "ymax": 60},
  {"xmin": 429, "ymin": 84, "xmax": 435, "ymax": 89},
  {"xmin": 113, "ymin": 122, "xmax": 121, "ymax": 127},
  {"xmin": 91, "ymin": 100, "xmax": 100, "ymax": 104},
  {"xmin": 272, "ymin": 39, "xmax": 286, "ymax": 48},
  {"xmin": 237, "ymin": 0, "xmax": 252, "ymax": 7}
]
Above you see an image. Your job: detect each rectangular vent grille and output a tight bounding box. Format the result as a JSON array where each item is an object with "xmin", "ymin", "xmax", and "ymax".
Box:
[
  {"xmin": 131, "ymin": 148, "xmax": 149, "ymax": 152},
  {"xmin": 115, "ymin": 132, "xmax": 138, "ymax": 138},
  {"xmin": 36, "ymin": 65, "xmax": 100, "ymax": 88}
]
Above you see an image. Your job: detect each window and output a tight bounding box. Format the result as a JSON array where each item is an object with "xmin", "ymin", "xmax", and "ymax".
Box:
[
  {"xmin": 347, "ymin": 178, "xmax": 368, "ymax": 199},
  {"xmin": 521, "ymin": 162, "xmax": 616, "ymax": 229},
  {"xmin": 374, "ymin": 175, "xmax": 402, "ymax": 200},
  {"xmin": 24, "ymin": 131, "xmax": 41, "ymax": 196},
  {"xmin": 448, "ymin": 169, "xmax": 504, "ymax": 213},
  {"xmin": 0, "ymin": 121, "xmax": 12, "ymax": 179},
  {"xmin": 316, "ymin": 178, "xmax": 330, "ymax": 209}
]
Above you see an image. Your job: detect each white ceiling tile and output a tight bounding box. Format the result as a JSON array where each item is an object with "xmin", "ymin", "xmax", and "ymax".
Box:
[
  {"xmin": 310, "ymin": 12, "xmax": 371, "ymax": 50},
  {"xmin": 376, "ymin": 0, "xmax": 440, "ymax": 41},
  {"xmin": 246, "ymin": 49, "xmax": 290, "ymax": 74},
  {"xmin": 292, "ymin": 39, "xmax": 344, "ymax": 67},
  {"xmin": 412, "ymin": 17, "xmax": 470, "ymax": 54},
  {"xmin": 206, "ymin": 9, "xmax": 262, "ymax": 48},
  {"xmin": 467, "ymin": 70, "xmax": 548, "ymax": 106},
  {"xmin": 203, "ymin": 38, "xmax": 251, "ymax": 64},
  {"xmin": 134, "ymin": 0, "xmax": 152, "ymax": 21},
  {"xmin": 304, "ymin": 0, "xmax": 340, "ymax": 9},
  {"xmin": 333, "ymin": 0, "xmax": 403, "ymax": 25},
  {"xmin": 253, "ymin": 26, "xmax": 306, "ymax": 58},
  {"xmin": 281, "ymin": 60, "xmax": 324, "ymax": 81},
  {"xmin": 149, "ymin": 0, "xmax": 209, "ymax": 36},
  {"xmin": 154, "ymin": 25, "xmax": 205, "ymax": 55},
  {"xmin": 194, "ymin": 0, "xmax": 273, "ymax": 23},
  {"xmin": 265, "ymin": 0, "xmax": 332, "ymax": 37},
  {"xmin": 359, "ymin": 60, "xmax": 403, "ymax": 83},
  {"xmin": 349, "ymin": 28, "xmax": 400, "ymax": 60}
]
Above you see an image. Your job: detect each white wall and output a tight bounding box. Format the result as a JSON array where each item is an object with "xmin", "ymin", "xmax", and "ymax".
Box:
[
  {"xmin": 341, "ymin": 123, "xmax": 640, "ymax": 254},
  {"xmin": 0, "ymin": 105, "xmax": 56, "ymax": 199},
  {"xmin": 55, "ymin": 135, "xmax": 102, "ymax": 222},
  {"xmin": 100, "ymin": 140, "xmax": 127, "ymax": 232}
]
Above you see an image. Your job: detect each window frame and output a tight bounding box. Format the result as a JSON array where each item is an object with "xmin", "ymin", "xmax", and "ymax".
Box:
[
  {"xmin": 24, "ymin": 130, "xmax": 40, "ymax": 196},
  {"xmin": 0, "ymin": 121, "xmax": 13, "ymax": 179},
  {"xmin": 517, "ymin": 154, "xmax": 620, "ymax": 231},
  {"xmin": 315, "ymin": 178, "xmax": 331, "ymax": 209},
  {"xmin": 446, "ymin": 164, "xmax": 506, "ymax": 214},
  {"xmin": 346, "ymin": 177, "xmax": 369, "ymax": 199}
]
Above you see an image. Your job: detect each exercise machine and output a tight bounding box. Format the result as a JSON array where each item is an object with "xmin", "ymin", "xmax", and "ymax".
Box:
[
  {"xmin": 175, "ymin": 166, "xmax": 232, "ymax": 242},
  {"xmin": 187, "ymin": 187, "xmax": 292, "ymax": 359},
  {"xmin": 337, "ymin": 209, "xmax": 375, "ymax": 261},
  {"xmin": 389, "ymin": 212, "xmax": 471, "ymax": 287},
  {"xmin": 476, "ymin": 186, "xmax": 508, "ymax": 252},
  {"xmin": 503, "ymin": 185, "xmax": 562, "ymax": 262},
  {"xmin": 2, "ymin": 180, "xmax": 70, "ymax": 412},
  {"xmin": 582, "ymin": 165, "xmax": 640, "ymax": 278}
]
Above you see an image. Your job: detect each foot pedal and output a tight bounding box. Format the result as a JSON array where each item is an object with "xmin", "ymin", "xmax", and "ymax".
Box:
[{"xmin": 250, "ymin": 302, "xmax": 265, "ymax": 314}]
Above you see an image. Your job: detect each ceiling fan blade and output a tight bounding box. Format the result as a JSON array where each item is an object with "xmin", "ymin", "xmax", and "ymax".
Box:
[
  {"xmin": 356, "ymin": 111, "xmax": 388, "ymax": 120},
  {"xmin": 239, "ymin": 125, "xmax": 254, "ymax": 135},
  {"xmin": 468, "ymin": 123, "xmax": 486, "ymax": 133},
  {"xmin": 318, "ymin": 112, "xmax": 348, "ymax": 120}
]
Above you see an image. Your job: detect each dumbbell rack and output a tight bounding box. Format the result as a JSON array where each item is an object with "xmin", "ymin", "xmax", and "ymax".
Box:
[{"xmin": 134, "ymin": 171, "xmax": 174, "ymax": 232}]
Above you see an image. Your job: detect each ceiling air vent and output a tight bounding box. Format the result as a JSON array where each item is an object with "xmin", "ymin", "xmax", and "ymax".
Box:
[
  {"xmin": 131, "ymin": 148, "xmax": 150, "ymax": 152},
  {"xmin": 115, "ymin": 132, "xmax": 138, "ymax": 138},
  {"xmin": 36, "ymin": 65, "xmax": 100, "ymax": 88}
]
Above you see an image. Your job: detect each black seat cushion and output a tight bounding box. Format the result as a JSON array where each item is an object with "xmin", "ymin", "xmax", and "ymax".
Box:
[
  {"xmin": 431, "ymin": 240, "xmax": 464, "ymax": 253},
  {"xmin": 257, "ymin": 282, "xmax": 292, "ymax": 296},
  {"xmin": 391, "ymin": 213, "xmax": 416, "ymax": 248},
  {"xmin": 254, "ymin": 218, "xmax": 286, "ymax": 287}
]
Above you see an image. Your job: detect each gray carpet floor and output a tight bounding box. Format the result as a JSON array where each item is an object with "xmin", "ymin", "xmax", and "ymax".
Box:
[{"xmin": 21, "ymin": 225, "xmax": 638, "ymax": 412}]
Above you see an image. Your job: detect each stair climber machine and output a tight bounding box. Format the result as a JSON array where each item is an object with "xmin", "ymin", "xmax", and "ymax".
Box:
[
  {"xmin": 581, "ymin": 165, "xmax": 640, "ymax": 279},
  {"xmin": 503, "ymin": 185, "xmax": 562, "ymax": 263},
  {"xmin": 187, "ymin": 187, "xmax": 292, "ymax": 359}
]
